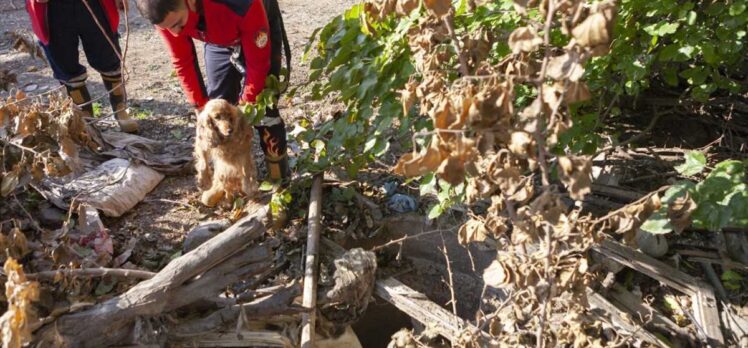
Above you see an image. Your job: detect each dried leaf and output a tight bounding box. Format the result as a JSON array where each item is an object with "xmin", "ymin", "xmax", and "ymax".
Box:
[
  {"xmin": 393, "ymin": 141, "xmax": 443, "ymax": 177},
  {"xmin": 508, "ymin": 131, "xmax": 535, "ymax": 158},
  {"xmin": 1, "ymin": 170, "xmax": 20, "ymax": 197},
  {"xmin": 483, "ymin": 259, "xmax": 511, "ymax": 288},
  {"xmin": 546, "ymin": 52, "xmax": 585, "ymax": 82},
  {"xmin": 0, "ymin": 258, "xmax": 39, "ymax": 348},
  {"xmin": 612, "ymin": 194, "xmax": 662, "ymax": 241},
  {"xmin": 563, "ymin": 81, "xmax": 591, "ymax": 104},
  {"xmin": 557, "ymin": 156, "xmax": 592, "ymax": 200},
  {"xmin": 571, "ymin": 1, "xmax": 617, "ymax": 48},
  {"xmin": 508, "ymin": 27, "xmax": 543, "ymax": 54},
  {"xmin": 423, "ymin": 0, "xmax": 451, "ymax": 17},
  {"xmin": 396, "ymin": 0, "xmax": 419, "ymax": 16},
  {"xmin": 667, "ymin": 193, "xmax": 697, "ymax": 233},
  {"xmin": 458, "ymin": 219, "xmax": 489, "ymax": 245}
]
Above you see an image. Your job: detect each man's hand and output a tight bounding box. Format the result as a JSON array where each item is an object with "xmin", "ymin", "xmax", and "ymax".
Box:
[{"xmin": 116, "ymin": 0, "xmax": 128, "ymax": 12}]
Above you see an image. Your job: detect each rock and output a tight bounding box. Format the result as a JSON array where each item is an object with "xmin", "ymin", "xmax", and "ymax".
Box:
[
  {"xmin": 387, "ymin": 194, "xmax": 417, "ymax": 214},
  {"xmin": 38, "ymin": 202, "xmax": 66, "ymax": 228},
  {"xmin": 635, "ymin": 229, "xmax": 668, "ymax": 258},
  {"xmin": 183, "ymin": 220, "xmax": 231, "ymax": 253}
]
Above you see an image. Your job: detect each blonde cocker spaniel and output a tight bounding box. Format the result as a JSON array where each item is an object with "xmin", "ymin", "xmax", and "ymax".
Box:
[{"xmin": 194, "ymin": 99, "xmax": 258, "ymax": 207}]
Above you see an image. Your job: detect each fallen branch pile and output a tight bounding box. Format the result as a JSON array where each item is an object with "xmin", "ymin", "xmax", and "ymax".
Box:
[{"xmin": 29, "ymin": 205, "xmax": 303, "ymax": 347}]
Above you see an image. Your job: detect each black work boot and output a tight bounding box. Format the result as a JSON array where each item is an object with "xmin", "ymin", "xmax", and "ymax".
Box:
[
  {"xmin": 101, "ymin": 72, "xmax": 139, "ymax": 133},
  {"xmin": 257, "ymin": 118, "xmax": 290, "ymax": 183},
  {"xmin": 63, "ymin": 74, "xmax": 94, "ymax": 117}
]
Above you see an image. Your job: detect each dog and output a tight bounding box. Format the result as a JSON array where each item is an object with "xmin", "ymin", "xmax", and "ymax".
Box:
[{"xmin": 194, "ymin": 99, "xmax": 258, "ymax": 207}]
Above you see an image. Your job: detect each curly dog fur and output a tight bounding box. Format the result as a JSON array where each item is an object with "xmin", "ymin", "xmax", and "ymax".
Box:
[{"xmin": 194, "ymin": 99, "xmax": 258, "ymax": 207}]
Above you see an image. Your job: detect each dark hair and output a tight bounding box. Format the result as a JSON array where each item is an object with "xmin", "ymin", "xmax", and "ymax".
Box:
[{"xmin": 135, "ymin": 0, "xmax": 183, "ymax": 24}]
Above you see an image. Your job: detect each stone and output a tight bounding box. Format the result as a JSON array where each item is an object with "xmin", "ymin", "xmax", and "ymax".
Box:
[
  {"xmin": 38, "ymin": 202, "xmax": 66, "ymax": 228},
  {"xmin": 635, "ymin": 229, "xmax": 668, "ymax": 258}
]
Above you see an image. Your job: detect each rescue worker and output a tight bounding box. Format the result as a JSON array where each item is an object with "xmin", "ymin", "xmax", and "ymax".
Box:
[
  {"xmin": 134, "ymin": 0, "xmax": 289, "ymax": 182},
  {"xmin": 25, "ymin": 0, "xmax": 139, "ymax": 133}
]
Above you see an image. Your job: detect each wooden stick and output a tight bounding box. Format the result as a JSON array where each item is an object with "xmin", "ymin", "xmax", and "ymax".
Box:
[
  {"xmin": 300, "ymin": 174, "xmax": 323, "ymax": 348},
  {"xmin": 26, "ymin": 268, "xmax": 155, "ymax": 281}
]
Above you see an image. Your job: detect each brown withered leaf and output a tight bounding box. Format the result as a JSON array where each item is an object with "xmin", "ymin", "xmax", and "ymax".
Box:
[
  {"xmin": 8, "ymin": 228, "xmax": 30, "ymax": 261},
  {"xmin": 400, "ymin": 81, "xmax": 418, "ymax": 116},
  {"xmin": 571, "ymin": 1, "xmax": 617, "ymax": 48},
  {"xmin": 458, "ymin": 218, "xmax": 489, "ymax": 245},
  {"xmin": 396, "ymin": 0, "xmax": 419, "ymax": 16},
  {"xmin": 0, "ymin": 258, "xmax": 40, "ymax": 348},
  {"xmin": 612, "ymin": 194, "xmax": 662, "ymax": 242},
  {"xmin": 393, "ymin": 141, "xmax": 443, "ymax": 178},
  {"xmin": 512, "ymin": 0, "xmax": 537, "ymax": 15},
  {"xmin": 508, "ymin": 131, "xmax": 535, "ymax": 159},
  {"xmin": 423, "ymin": 0, "xmax": 451, "ymax": 17},
  {"xmin": 485, "ymin": 215, "xmax": 509, "ymax": 237},
  {"xmin": 667, "ymin": 193, "xmax": 697, "ymax": 233},
  {"xmin": 541, "ymin": 84, "xmax": 563, "ymax": 111},
  {"xmin": 437, "ymin": 154, "xmax": 467, "ymax": 185},
  {"xmin": 557, "ymin": 156, "xmax": 592, "ymax": 200},
  {"xmin": 508, "ymin": 27, "xmax": 543, "ymax": 54},
  {"xmin": 1, "ymin": 168, "xmax": 20, "ymax": 197},
  {"xmin": 563, "ymin": 81, "xmax": 591, "ymax": 104},
  {"xmin": 483, "ymin": 259, "xmax": 512, "ymax": 288},
  {"xmin": 546, "ymin": 52, "xmax": 585, "ymax": 82}
]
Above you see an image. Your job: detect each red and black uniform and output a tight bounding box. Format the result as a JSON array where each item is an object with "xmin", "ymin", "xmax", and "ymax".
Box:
[
  {"xmin": 159, "ymin": 0, "xmax": 288, "ymax": 180},
  {"xmin": 25, "ymin": 0, "xmax": 139, "ymax": 133}
]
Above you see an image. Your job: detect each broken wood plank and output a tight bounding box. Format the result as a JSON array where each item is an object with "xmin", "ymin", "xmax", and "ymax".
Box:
[
  {"xmin": 591, "ymin": 183, "xmax": 645, "ymax": 202},
  {"xmin": 301, "ymin": 174, "xmax": 323, "ymax": 348},
  {"xmin": 184, "ymin": 330, "xmax": 293, "ymax": 347},
  {"xmin": 587, "ymin": 289, "xmax": 669, "ymax": 347},
  {"xmin": 607, "ymin": 284, "xmax": 696, "ymax": 343},
  {"xmin": 321, "ymin": 237, "xmax": 485, "ymax": 345},
  {"xmin": 592, "ymin": 239, "xmax": 725, "ymax": 346}
]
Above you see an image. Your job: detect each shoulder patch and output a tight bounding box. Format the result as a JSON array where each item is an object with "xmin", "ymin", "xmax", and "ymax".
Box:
[
  {"xmin": 212, "ymin": 0, "xmax": 253, "ymax": 16},
  {"xmin": 255, "ymin": 30, "xmax": 268, "ymax": 48}
]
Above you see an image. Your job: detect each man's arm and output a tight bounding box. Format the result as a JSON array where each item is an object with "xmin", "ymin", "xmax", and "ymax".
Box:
[
  {"xmin": 238, "ymin": 0, "xmax": 271, "ymax": 104},
  {"xmin": 158, "ymin": 28, "xmax": 209, "ymax": 108}
]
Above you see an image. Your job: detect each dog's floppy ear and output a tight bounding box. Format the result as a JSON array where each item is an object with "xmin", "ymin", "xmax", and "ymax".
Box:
[{"xmin": 196, "ymin": 107, "xmax": 219, "ymax": 145}]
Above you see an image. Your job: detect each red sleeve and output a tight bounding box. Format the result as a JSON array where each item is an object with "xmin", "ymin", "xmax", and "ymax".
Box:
[
  {"xmin": 238, "ymin": 0, "xmax": 271, "ymax": 104},
  {"xmin": 158, "ymin": 28, "xmax": 209, "ymax": 108}
]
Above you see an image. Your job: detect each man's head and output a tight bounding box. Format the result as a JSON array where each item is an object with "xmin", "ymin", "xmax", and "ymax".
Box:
[{"xmin": 135, "ymin": 0, "xmax": 189, "ymax": 35}]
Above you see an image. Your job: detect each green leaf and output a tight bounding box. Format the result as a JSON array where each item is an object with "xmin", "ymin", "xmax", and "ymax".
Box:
[
  {"xmin": 675, "ymin": 151, "xmax": 706, "ymax": 176},
  {"xmin": 641, "ymin": 210, "xmax": 673, "ymax": 234},
  {"xmin": 428, "ymin": 204, "xmax": 444, "ymax": 220},
  {"xmin": 259, "ymin": 181, "xmax": 275, "ymax": 192},
  {"xmin": 729, "ymin": 3, "xmax": 747, "ymax": 16},
  {"xmin": 721, "ymin": 270, "xmax": 743, "ymax": 291},
  {"xmin": 644, "ymin": 22, "xmax": 680, "ymax": 36}
]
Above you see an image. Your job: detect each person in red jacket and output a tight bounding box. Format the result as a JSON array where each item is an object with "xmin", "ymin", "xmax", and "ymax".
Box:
[
  {"xmin": 135, "ymin": 0, "xmax": 289, "ymax": 182},
  {"xmin": 25, "ymin": 0, "xmax": 139, "ymax": 133}
]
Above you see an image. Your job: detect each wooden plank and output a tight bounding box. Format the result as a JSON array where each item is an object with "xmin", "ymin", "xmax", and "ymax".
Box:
[
  {"xmin": 587, "ymin": 289, "xmax": 668, "ymax": 347},
  {"xmin": 321, "ymin": 237, "xmax": 484, "ymax": 345},
  {"xmin": 375, "ymin": 277, "xmax": 475, "ymax": 343},
  {"xmin": 593, "ymin": 239, "xmax": 725, "ymax": 346},
  {"xmin": 188, "ymin": 330, "xmax": 293, "ymax": 347},
  {"xmin": 607, "ymin": 284, "xmax": 696, "ymax": 343}
]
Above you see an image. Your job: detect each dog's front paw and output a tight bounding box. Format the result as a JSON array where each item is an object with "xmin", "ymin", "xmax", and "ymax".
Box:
[{"xmin": 201, "ymin": 189, "xmax": 225, "ymax": 207}]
